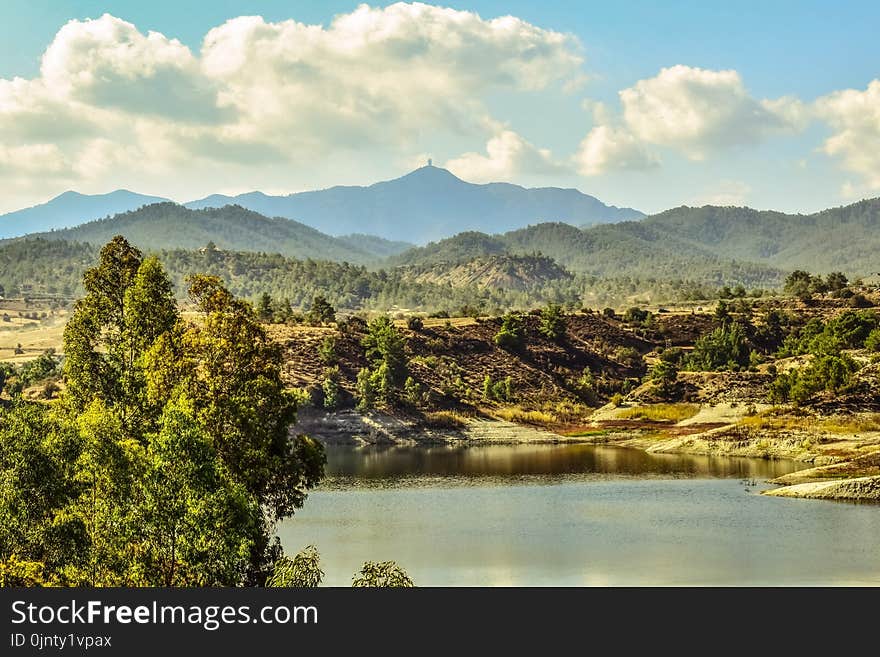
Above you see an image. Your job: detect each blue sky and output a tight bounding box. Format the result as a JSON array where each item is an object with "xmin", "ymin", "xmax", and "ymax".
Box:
[{"xmin": 1, "ymin": 1, "xmax": 879, "ymax": 215}]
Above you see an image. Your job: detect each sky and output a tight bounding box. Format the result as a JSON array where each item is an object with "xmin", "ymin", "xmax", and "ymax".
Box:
[{"xmin": 1, "ymin": 1, "xmax": 879, "ymax": 215}]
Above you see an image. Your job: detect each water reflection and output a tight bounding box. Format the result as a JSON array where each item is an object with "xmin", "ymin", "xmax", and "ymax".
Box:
[
  {"xmin": 321, "ymin": 443, "xmax": 803, "ymax": 489},
  {"xmin": 277, "ymin": 444, "xmax": 880, "ymax": 586}
]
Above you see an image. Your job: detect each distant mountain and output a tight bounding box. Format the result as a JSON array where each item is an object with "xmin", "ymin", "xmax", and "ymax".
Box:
[
  {"xmin": 185, "ymin": 165, "xmax": 644, "ymax": 243},
  {"xmin": 389, "ymin": 196, "xmax": 880, "ymax": 281},
  {"xmin": 0, "ymin": 190, "xmax": 170, "ymax": 238},
  {"xmin": 389, "ymin": 222, "xmax": 784, "ymax": 287},
  {"xmin": 639, "ymin": 199, "xmax": 880, "ymax": 273},
  {"xmin": 29, "ymin": 203, "xmax": 412, "ymax": 265}
]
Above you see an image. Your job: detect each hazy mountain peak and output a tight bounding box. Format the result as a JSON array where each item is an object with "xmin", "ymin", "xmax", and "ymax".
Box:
[
  {"xmin": 0, "ymin": 189, "xmax": 171, "ymax": 239},
  {"xmin": 185, "ymin": 167, "xmax": 644, "ymax": 243}
]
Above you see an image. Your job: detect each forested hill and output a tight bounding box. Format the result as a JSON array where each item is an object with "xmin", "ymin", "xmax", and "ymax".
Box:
[
  {"xmin": 388, "ymin": 222, "xmax": 783, "ymax": 286},
  {"xmin": 638, "ymin": 198, "xmax": 880, "ymax": 274},
  {"xmin": 389, "ymin": 196, "xmax": 880, "ymax": 278},
  {"xmin": 0, "ymin": 238, "xmax": 775, "ymax": 312},
  {"xmin": 0, "ymin": 190, "xmax": 169, "ymax": 238},
  {"xmin": 25, "ymin": 203, "xmax": 412, "ymax": 265},
  {"xmin": 185, "ymin": 165, "xmax": 644, "ymax": 243}
]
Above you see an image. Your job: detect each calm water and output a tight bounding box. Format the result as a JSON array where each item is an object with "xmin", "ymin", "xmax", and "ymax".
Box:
[{"xmin": 276, "ymin": 444, "xmax": 880, "ymax": 586}]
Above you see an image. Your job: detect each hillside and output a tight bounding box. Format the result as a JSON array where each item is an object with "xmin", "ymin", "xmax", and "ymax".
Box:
[
  {"xmin": 397, "ymin": 254, "xmax": 572, "ymax": 291},
  {"xmin": 0, "ymin": 190, "xmax": 169, "ymax": 238},
  {"xmin": 185, "ymin": 165, "xmax": 644, "ymax": 242},
  {"xmin": 390, "ymin": 222, "xmax": 784, "ymax": 287},
  {"xmin": 639, "ymin": 199, "xmax": 880, "ymax": 274},
  {"xmin": 25, "ymin": 203, "xmax": 411, "ymax": 265},
  {"xmin": 0, "ymin": 238, "xmax": 756, "ymax": 312}
]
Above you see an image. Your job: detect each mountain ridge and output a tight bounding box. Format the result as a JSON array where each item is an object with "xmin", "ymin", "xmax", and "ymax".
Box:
[{"xmin": 183, "ymin": 165, "xmax": 644, "ymax": 242}]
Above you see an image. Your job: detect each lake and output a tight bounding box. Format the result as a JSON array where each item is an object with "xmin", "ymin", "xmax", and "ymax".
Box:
[{"xmin": 276, "ymin": 443, "xmax": 880, "ymax": 586}]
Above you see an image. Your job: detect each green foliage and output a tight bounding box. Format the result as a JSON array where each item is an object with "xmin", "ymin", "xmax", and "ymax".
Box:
[
  {"xmin": 361, "ymin": 316, "xmax": 408, "ymax": 391},
  {"xmin": 322, "ymin": 371, "xmax": 340, "ymax": 410},
  {"xmin": 482, "ymin": 375, "xmax": 514, "ymax": 402},
  {"xmin": 266, "ymin": 545, "xmax": 323, "ymax": 587},
  {"xmin": 63, "ymin": 238, "xmax": 178, "ymax": 438},
  {"xmin": 351, "ymin": 561, "xmax": 415, "ymax": 588},
  {"xmin": 307, "ymin": 295, "xmax": 336, "ymax": 326},
  {"xmin": 783, "ymin": 270, "xmax": 814, "ymax": 300},
  {"xmin": 770, "ymin": 355, "xmax": 861, "ymax": 405},
  {"xmin": 623, "ymin": 307, "xmax": 649, "ymax": 324},
  {"xmin": 355, "ymin": 368, "xmax": 375, "ymax": 412},
  {"xmin": 866, "ymin": 328, "xmax": 880, "ymax": 352},
  {"xmin": 0, "ymin": 238, "xmax": 334, "ymax": 587},
  {"xmin": 538, "ymin": 303, "xmax": 567, "ymax": 342},
  {"xmin": 494, "ymin": 313, "xmax": 525, "ymax": 351},
  {"xmin": 403, "ymin": 376, "xmax": 426, "ymax": 408},
  {"xmin": 648, "ymin": 361, "xmax": 679, "ymax": 398},
  {"xmin": 614, "ymin": 346, "xmax": 645, "ymax": 373},
  {"xmin": 16, "ymin": 350, "xmax": 60, "ymax": 389},
  {"xmin": 686, "ymin": 322, "xmax": 751, "ymax": 371},
  {"xmin": 780, "ymin": 311, "xmax": 879, "ymax": 357},
  {"xmin": 318, "ymin": 336, "xmax": 338, "ymax": 366},
  {"xmin": 257, "ymin": 293, "xmax": 274, "ymax": 321}
]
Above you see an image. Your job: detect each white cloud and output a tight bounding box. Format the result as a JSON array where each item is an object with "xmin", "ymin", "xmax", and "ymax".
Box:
[
  {"xmin": 0, "ymin": 4, "xmax": 583, "ymax": 210},
  {"xmin": 575, "ymin": 124, "xmax": 659, "ymax": 176},
  {"xmin": 619, "ymin": 65, "xmax": 803, "ymax": 159},
  {"xmin": 445, "ymin": 129, "xmax": 566, "ymax": 182},
  {"xmin": 815, "ymin": 79, "xmax": 880, "ymax": 190}
]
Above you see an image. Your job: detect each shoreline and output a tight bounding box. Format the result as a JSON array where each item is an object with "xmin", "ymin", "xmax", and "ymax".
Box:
[{"xmin": 294, "ymin": 402, "xmax": 880, "ymax": 502}]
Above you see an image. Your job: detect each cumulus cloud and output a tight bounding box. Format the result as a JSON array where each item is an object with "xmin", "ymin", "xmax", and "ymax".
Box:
[
  {"xmin": 619, "ymin": 65, "xmax": 803, "ymax": 159},
  {"xmin": 0, "ymin": 4, "xmax": 583, "ymax": 209},
  {"xmin": 575, "ymin": 65, "xmax": 811, "ymax": 175},
  {"xmin": 574, "ymin": 125, "xmax": 659, "ymax": 176},
  {"xmin": 815, "ymin": 79, "xmax": 880, "ymax": 190},
  {"xmin": 445, "ymin": 129, "xmax": 567, "ymax": 182}
]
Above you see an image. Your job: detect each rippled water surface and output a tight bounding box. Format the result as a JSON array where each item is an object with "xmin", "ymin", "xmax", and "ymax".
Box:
[{"xmin": 276, "ymin": 444, "xmax": 880, "ymax": 586}]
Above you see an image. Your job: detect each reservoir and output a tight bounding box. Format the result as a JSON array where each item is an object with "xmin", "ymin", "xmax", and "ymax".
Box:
[{"xmin": 276, "ymin": 443, "xmax": 880, "ymax": 586}]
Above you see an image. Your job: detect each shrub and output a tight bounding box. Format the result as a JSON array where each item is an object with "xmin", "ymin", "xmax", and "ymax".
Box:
[
  {"xmin": 406, "ymin": 316, "xmax": 424, "ymax": 331},
  {"xmin": 493, "ymin": 313, "xmax": 525, "ymax": 351},
  {"xmin": 538, "ymin": 303, "xmax": 566, "ymax": 342},
  {"xmin": 686, "ymin": 322, "xmax": 751, "ymax": 371},
  {"xmin": 318, "ymin": 336, "xmax": 337, "ymax": 366},
  {"xmin": 648, "ymin": 361, "xmax": 678, "ymax": 398}
]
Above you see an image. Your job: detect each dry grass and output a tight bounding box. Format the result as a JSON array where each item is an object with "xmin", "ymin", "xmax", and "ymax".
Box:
[
  {"xmin": 0, "ymin": 319, "xmax": 67, "ymax": 363},
  {"xmin": 423, "ymin": 410, "xmax": 469, "ymax": 429},
  {"xmin": 739, "ymin": 411, "xmax": 880, "ymax": 435},
  {"xmin": 492, "ymin": 406, "xmax": 556, "ymax": 426},
  {"xmin": 617, "ymin": 403, "xmax": 700, "ymax": 423}
]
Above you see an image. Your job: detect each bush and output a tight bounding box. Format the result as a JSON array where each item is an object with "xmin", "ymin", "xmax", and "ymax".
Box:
[
  {"xmin": 624, "ymin": 307, "xmax": 649, "ymax": 324},
  {"xmin": 686, "ymin": 322, "xmax": 751, "ymax": 371},
  {"xmin": 866, "ymin": 328, "xmax": 880, "ymax": 352},
  {"xmin": 318, "ymin": 336, "xmax": 337, "ymax": 366},
  {"xmin": 648, "ymin": 361, "xmax": 678, "ymax": 398},
  {"xmin": 403, "ymin": 376, "xmax": 426, "ymax": 407},
  {"xmin": 493, "ymin": 313, "xmax": 525, "ymax": 351},
  {"xmin": 406, "ymin": 316, "xmax": 424, "ymax": 331},
  {"xmin": 538, "ymin": 304, "xmax": 566, "ymax": 342}
]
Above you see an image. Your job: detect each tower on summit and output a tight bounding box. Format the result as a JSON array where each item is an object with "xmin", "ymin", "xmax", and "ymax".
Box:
[{"xmin": 427, "ymin": 158, "xmax": 433, "ymax": 167}]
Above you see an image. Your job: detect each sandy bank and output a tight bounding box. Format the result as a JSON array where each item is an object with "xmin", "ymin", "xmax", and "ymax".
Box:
[
  {"xmin": 763, "ymin": 476, "xmax": 880, "ymax": 501},
  {"xmin": 293, "ymin": 408, "xmax": 586, "ymax": 445}
]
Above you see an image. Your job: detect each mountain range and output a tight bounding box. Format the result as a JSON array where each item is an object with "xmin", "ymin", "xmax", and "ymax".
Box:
[
  {"xmin": 184, "ymin": 165, "xmax": 644, "ymax": 242},
  {"xmin": 0, "ymin": 190, "xmax": 169, "ymax": 238},
  {"xmin": 0, "ymin": 166, "xmax": 642, "ymax": 243},
  {"xmin": 28, "ymin": 203, "xmax": 411, "ymax": 265}
]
